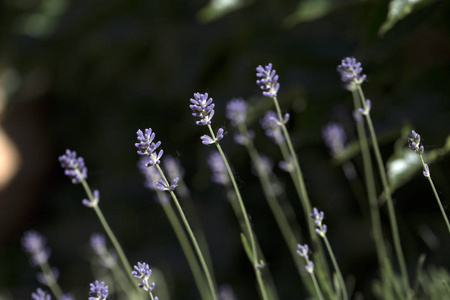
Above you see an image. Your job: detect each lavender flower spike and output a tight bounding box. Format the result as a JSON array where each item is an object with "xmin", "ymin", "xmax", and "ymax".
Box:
[
  {"xmin": 132, "ymin": 262, "xmax": 156, "ymax": 292},
  {"xmin": 226, "ymin": 98, "xmax": 247, "ymax": 126},
  {"xmin": 22, "ymin": 230, "xmax": 51, "ymax": 266},
  {"xmin": 135, "ymin": 128, "xmax": 163, "ymax": 167},
  {"xmin": 89, "ymin": 281, "xmax": 108, "ymax": 300},
  {"xmin": 155, "ymin": 177, "xmax": 180, "ymax": 191},
  {"xmin": 59, "ymin": 149, "xmax": 87, "ymax": 184},
  {"xmin": 256, "ymin": 63, "xmax": 280, "ymax": 97},
  {"xmin": 32, "ymin": 288, "xmax": 51, "ymax": 300},
  {"xmin": 322, "ymin": 123, "xmax": 347, "ymax": 158},
  {"xmin": 200, "ymin": 128, "xmax": 224, "ymax": 145},
  {"xmin": 407, "ymin": 130, "xmax": 424, "ymax": 154},
  {"xmin": 337, "ymin": 57, "xmax": 367, "ymax": 86},
  {"xmin": 190, "ymin": 92, "xmax": 215, "ymax": 125},
  {"xmin": 310, "ymin": 207, "xmax": 327, "ymax": 237}
]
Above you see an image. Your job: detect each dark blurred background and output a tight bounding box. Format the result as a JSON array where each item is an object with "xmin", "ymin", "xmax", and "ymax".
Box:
[{"xmin": 1, "ymin": 0, "xmax": 449, "ymax": 299}]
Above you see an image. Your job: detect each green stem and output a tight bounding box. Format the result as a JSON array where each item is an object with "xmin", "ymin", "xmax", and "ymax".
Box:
[
  {"xmin": 78, "ymin": 175, "xmax": 140, "ymax": 297},
  {"xmin": 356, "ymin": 85, "xmax": 411, "ymax": 296},
  {"xmin": 322, "ymin": 235, "xmax": 348, "ymax": 300},
  {"xmin": 155, "ymin": 165, "xmax": 218, "ymax": 300},
  {"xmin": 419, "ymin": 155, "xmax": 450, "ymax": 234},
  {"xmin": 158, "ymin": 194, "xmax": 211, "ymax": 299},
  {"xmin": 209, "ymin": 125, "xmax": 269, "ymax": 300},
  {"xmin": 351, "ymin": 89, "xmax": 390, "ymax": 297},
  {"xmin": 39, "ymin": 260, "xmax": 63, "ymax": 298},
  {"xmin": 271, "ymin": 97, "xmax": 334, "ymax": 298}
]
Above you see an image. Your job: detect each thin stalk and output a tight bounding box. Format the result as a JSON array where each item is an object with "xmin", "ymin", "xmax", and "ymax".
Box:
[
  {"xmin": 356, "ymin": 85, "xmax": 410, "ymax": 296},
  {"xmin": 322, "ymin": 236, "xmax": 348, "ymax": 300},
  {"xmin": 155, "ymin": 165, "xmax": 218, "ymax": 300},
  {"xmin": 208, "ymin": 124, "xmax": 270, "ymax": 300},
  {"xmin": 419, "ymin": 155, "xmax": 450, "ymax": 234},
  {"xmin": 270, "ymin": 96, "xmax": 334, "ymax": 298},
  {"xmin": 39, "ymin": 260, "xmax": 63, "ymax": 298},
  {"xmin": 78, "ymin": 175, "xmax": 140, "ymax": 297},
  {"xmin": 158, "ymin": 194, "xmax": 211, "ymax": 299},
  {"xmin": 351, "ymin": 89, "xmax": 389, "ymax": 296},
  {"xmin": 237, "ymin": 123, "xmax": 317, "ymax": 296}
]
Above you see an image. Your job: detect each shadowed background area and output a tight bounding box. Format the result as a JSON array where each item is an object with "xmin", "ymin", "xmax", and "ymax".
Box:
[{"xmin": 1, "ymin": 0, "xmax": 450, "ymax": 299}]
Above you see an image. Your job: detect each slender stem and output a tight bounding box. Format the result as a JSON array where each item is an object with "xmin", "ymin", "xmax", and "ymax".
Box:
[
  {"xmin": 39, "ymin": 260, "xmax": 63, "ymax": 298},
  {"xmin": 155, "ymin": 165, "xmax": 218, "ymax": 300},
  {"xmin": 322, "ymin": 236, "xmax": 348, "ymax": 300},
  {"xmin": 78, "ymin": 176, "xmax": 140, "ymax": 297},
  {"xmin": 419, "ymin": 155, "xmax": 450, "ymax": 234},
  {"xmin": 310, "ymin": 271, "xmax": 325, "ymax": 300},
  {"xmin": 270, "ymin": 97, "xmax": 334, "ymax": 298},
  {"xmin": 351, "ymin": 89, "xmax": 389, "ymax": 295},
  {"xmin": 356, "ymin": 85, "xmax": 410, "ymax": 295},
  {"xmin": 209, "ymin": 125, "xmax": 269, "ymax": 300},
  {"xmin": 159, "ymin": 195, "xmax": 211, "ymax": 299},
  {"xmin": 237, "ymin": 123, "xmax": 318, "ymax": 295}
]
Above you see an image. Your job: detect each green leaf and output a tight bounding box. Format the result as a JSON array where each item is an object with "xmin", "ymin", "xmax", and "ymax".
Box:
[
  {"xmin": 379, "ymin": 0, "xmax": 437, "ymax": 36},
  {"xmin": 284, "ymin": 0, "xmax": 333, "ymax": 27}
]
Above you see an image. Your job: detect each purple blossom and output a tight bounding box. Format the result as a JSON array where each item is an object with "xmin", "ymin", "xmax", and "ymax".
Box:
[
  {"xmin": 423, "ymin": 163, "xmax": 430, "ymax": 177},
  {"xmin": 82, "ymin": 189, "xmax": 100, "ymax": 207},
  {"xmin": 260, "ymin": 111, "xmax": 284, "ymax": 145},
  {"xmin": 407, "ymin": 130, "xmax": 424, "ymax": 155},
  {"xmin": 233, "ymin": 130, "xmax": 254, "ymax": 145},
  {"xmin": 322, "ymin": 123, "xmax": 347, "ymax": 157},
  {"xmin": 310, "ymin": 207, "xmax": 327, "ymax": 237},
  {"xmin": 58, "ymin": 294, "xmax": 74, "ymax": 300},
  {"xmin": 226, "ymin": 98, "xmax": 248, "ymax": 126},
  {"xmin": 135, "ymin": 128, "xmax": 164, "ymax": 166},
  {"xmin": 132, "ymin": 262, "xmax": 155, "ymax": 292},
  {"xmin": 256, "ymin": 63, "xmax": 280, "ymax": 97},
  {"xmin": 200, "ymin": 128, "xmax": 224, "ymax": 145},
  {"xmin": 90, "ymin": 233, "xmax": 107, "ymax": 256},
  {"xmin": 89, "ymin": 281, "xmax": 108, "ymax": 300},
  {"xmin": 296, "ymin": 244, "xmax": 314, "ymax": 274},
  {"xmin": 32, "ymin": 288, "xmax": 51, "ymax": 300},
  {"xmin": 337, "ymin": 57, "xmax": 367, "ymax": 86},
  {"xmin": 358, "ymin": 99, "xmax": 371, "ymax": 115},
  {"xmin": 190, "ymin": 92, "xmax": 215, "ymax": 125},
  {"xmin": 208, "ymin": 151, "xmax": 229, "ymax": 185},
  {"xmin": 59, "ymin": 149, "xmax": 87, "ymax": 184},
  {"xmin": 22, "ymin": 230, "xmax": 51, "ymax": 266},
  {"xmin": 155, "ymin": 177, "xmax": 179, "ymax": 191}
]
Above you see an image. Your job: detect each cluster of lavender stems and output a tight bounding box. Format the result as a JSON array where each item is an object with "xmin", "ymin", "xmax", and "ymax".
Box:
[
  {"xmin": 257, "ymin": 64, "xmax": 335, "ymax": 297},
  {"xmin": 338, "ymin": 57, "xmax": 412, "ymax": 298},
  {"xmin": 135, "ymin": 127, "xmax": 219, "ymax": 300},
  {"xmin": 225, "ymin": 98, "xmax": 316, "ymax": 296},
  {"xmin": 58, "ymin": 150, "xmax": 141, "ymax": 298},
  {"xmin": 407, "ymin": 130, "xmax": 450, "ymax": 234},
  {"xmin": 21, "ymin": 57, "xmax": 449, "ymax": 300},
  {"xmin": 190, "ymin": 92, "xmax": 270, "ymax": 300}
]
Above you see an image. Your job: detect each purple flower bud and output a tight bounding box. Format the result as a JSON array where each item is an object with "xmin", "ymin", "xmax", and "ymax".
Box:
[
  {"xmin": 32, "ymin": 288, "xmax": 51, "ymax": 300},
  {"xmin": 310, "ymin": 207, "xmax": 327, "ymax": 237},
  {"xmin": 155, "ymin": 177, "xmax": 179, "ymax": 191},
  {"xmin": 256, "ymin": 63, "xmax": 280, "ymax": 97},
  {"xmin": 208, "ymin": 151, "xmax": 229, "ymax": 185},
  {"xmin": 135, "ymin": 129, "xmax": 163, "ymax": 164},
  {"xmin": 296, "ymin": 244, "xmax": 309, "ymax": 258},
  {"xmin": 22, "ymin": 230, "xmax": 51, "ymax": 267},
  {"xmin": 59, "ymin": 149, "xmax": 87, "ymax": 184},
  {"xmin": 90, "ymin": 233, "xmax": 107, "ymax": 256},
  {"xmin": 200, "ymin": 128, "xmax": 224, "ymax": 145},
  {"xmin": 226, "ymin": 98, "xmax": 248, "ymax": 126},
  {"xmin": 322, "ymin": 123, "xmax": 347, "ymax": 157},
  {"xmin": 337, "ymin": 57, "xmax": 367, "ymax": 86},
  {"xmin": 190, "ymin": 93, "xmax": 215, "ymax": 125},
  {"xmin": 260, "ymin": 111, "xmax": 284, "ymax": 145},
  {"xmin": 423, "ymin": 163, "xmax": 430, "ymax": 177},
  {"xmin": 407, "ymin": 130, "xmax": 424, "ymax": 154},
  {"xmin": 89, "ymin": 281, "xmax": 108, "ymax": 300},
  {"xmin": 82, "ymin": 189, "xmax": 100, "ymax": 207},
  {"xmin": 132, "ymin": 262, "xmax": 156, "ymax": 292}
]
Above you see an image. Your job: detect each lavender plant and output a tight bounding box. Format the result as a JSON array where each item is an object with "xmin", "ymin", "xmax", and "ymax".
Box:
[
  {"xmin": 338, "ymin": 57, "xmax": 411, "ymax": 298},
  {"xmin": 135, "ymin": 127, "xmax": 218, "ymax": 300},
  {"xmin": 407, "ymin": 130, "xmax": 450, "ymax": 233},
  {"xmin": 18, "ymin": 57, "xmax": 450, "ymax": 300}
]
